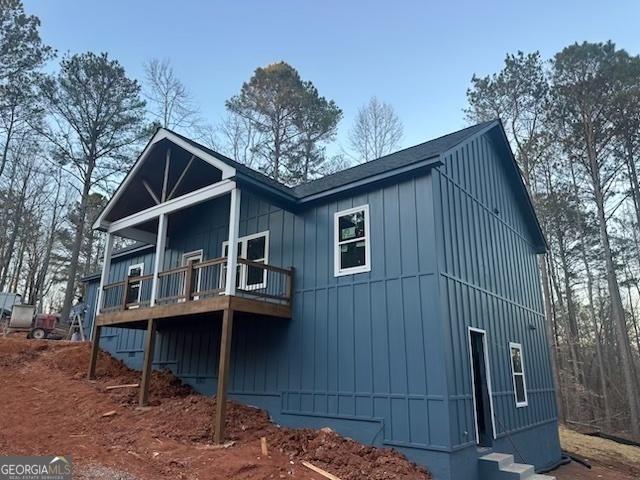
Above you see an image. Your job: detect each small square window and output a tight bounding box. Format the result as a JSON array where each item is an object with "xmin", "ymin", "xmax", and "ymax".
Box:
[{"xmin": 335, "ymin": 205, "xmax": 371, "ymax": 276}]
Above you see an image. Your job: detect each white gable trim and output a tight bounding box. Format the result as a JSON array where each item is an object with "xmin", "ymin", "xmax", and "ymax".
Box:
[{"xmin": 94, "ymin": 128, "xmax": 236, "ymax": 230}]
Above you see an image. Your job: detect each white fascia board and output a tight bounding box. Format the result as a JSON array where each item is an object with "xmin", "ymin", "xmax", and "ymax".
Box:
[
  {"xmin": 106, "ymin": 179, "xmax": 236, "ymax": 234},
  {"xmin": 93, "ymin": 128, "xmax": 236, "ymax": 230}
]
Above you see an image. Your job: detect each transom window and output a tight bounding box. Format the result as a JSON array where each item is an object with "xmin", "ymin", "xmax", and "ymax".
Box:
[
  {"xmin": 334, "ymin": 205, "xmax": 371, "ymax": 276},
  {"xmin": 222, "ymin": 231, "xmax": 269, "ymax": 290},
  {"xmin": 509, "ymin": 343, "xmax": 528, "ymax": 407}
]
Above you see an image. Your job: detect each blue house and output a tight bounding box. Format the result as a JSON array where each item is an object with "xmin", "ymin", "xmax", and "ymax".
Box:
[{"xmin": 83, "ymin": 120, "xmax": 561, "ymax": 480}]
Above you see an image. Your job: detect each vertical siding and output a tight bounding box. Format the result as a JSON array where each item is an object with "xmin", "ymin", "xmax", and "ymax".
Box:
[
  {"xmin": 434, "ymin": 132, "xmax": 556, "ymax": 449},
  {"xmin": 87, "ymin": 176, "xmax": 445, "ymax": 452}
]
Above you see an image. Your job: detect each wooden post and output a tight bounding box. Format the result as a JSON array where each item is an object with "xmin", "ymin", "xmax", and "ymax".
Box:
[
  {"xmin": 184, "ymin": 261, "xmax": 194, "ymax": 302},
  {"xmin": 214, "ymin": 308, "xmax": 234, "ymax": 443},
  {"xmin": 139, "ymin": 318, "xmax": 157, "ymax": 406},
  {"xmin": 87, "ymin": 325, "xmax": 102, "ymax": 379},
  {"xmin": 121, "ymin": 276, "xmax": 130, "ymax": 311},
  {"xmin": 285, "ymin": 267, "xmax": 295, "ymax": 303}
]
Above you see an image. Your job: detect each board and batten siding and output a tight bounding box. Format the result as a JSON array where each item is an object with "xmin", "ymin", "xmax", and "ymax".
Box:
[
  {"xmin": 432, "ymin": 130, "xmax": 559, "ymax": 462},
  {"xmin": 86, "ymin": 176, "xmax": 448, "ymax": 453}
]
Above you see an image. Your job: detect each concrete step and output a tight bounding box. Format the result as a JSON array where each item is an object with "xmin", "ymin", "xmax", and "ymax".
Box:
[{"xmin": 479, "ymin": 453, "xmax": 556, "ymax": 480}]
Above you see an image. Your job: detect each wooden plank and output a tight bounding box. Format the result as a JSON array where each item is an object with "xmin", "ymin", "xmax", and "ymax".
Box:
[
  {"xmin": 87, "ymin": 325, "xmax": 102, "ymax": 379},
  {"xmin": 105, "ymin": 383, "xmax": 139, "ymax": 390},
  {"xmin": 214, "ymin": 308, "xmax": 234, "ymax": 444},
  {"xmin": 260, "ymin": 437, "xmax": 268, "ymax": 456},
  {"xmin": 301, "ymin": 461, "xmax": 342, "ymax": 480},
  {"xmin": 139, "ymin": 318, "xmax": 157, "ymax": 406}
]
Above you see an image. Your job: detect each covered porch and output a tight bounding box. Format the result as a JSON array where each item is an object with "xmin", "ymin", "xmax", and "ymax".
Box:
[{"xmin": 87, "ymin": 129, "xmax": 293, "ymax": 444}]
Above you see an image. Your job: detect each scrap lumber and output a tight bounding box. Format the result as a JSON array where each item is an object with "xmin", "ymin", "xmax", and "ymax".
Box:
[
  {"xmin": 101, "ymin": 410, "xmax": 117, "ymax": 418},
  {"xmin": 105, "ymin": 383, "xmax": 139, "ymax": 390},
  {"xmin": 260, "ymin": 436, "xmax": 268, "ymax": 456},
  {"xmin": 301, "ymin": 461, "xmax": 342, "ymax": 480}
]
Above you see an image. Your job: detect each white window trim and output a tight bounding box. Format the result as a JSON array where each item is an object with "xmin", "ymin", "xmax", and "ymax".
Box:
[
  {"xmin": 334, "ymin": 204, "xmax": 371, "ymax": 277},
  {"xmin": 126, "ymin": 263, "xmax": 145, "ymax": 307},
  {"xmin": 182, "ymin": 249, "xmax": 204, "ymax": 299},
  {"xmin": 509, "ymin": 342, "xmax": 529, "ymax": 408},
  {"xmin": 468, "ymin": 327, "xmax": 497, "ymax": 442},
  {"xmin": 222, "ymin": 231, "xmax": 270, "ymax": 290}
]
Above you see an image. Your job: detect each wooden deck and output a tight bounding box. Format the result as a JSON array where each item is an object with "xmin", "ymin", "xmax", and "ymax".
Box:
[
  {"xmin": 95, "ymin": 293, "xmax": 292, "ymax": 327},
  {"xmin": 96, "ymin": 256, "xmax": 293, "ymax": 327}
]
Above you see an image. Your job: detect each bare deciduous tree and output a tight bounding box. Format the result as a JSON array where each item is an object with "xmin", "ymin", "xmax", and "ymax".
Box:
[
  {"xmin": 144, "ymin": 58, "xmax": 199, "ymax": 131},
  {"xmin": 348, "ymin": 96, "xmax": 403, "ymax": 162}
]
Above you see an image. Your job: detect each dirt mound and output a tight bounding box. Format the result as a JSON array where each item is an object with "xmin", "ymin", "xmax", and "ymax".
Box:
[
  {"xmin": 0, "ymin": 337, "xmax": 431, "ymax": 479},
  {"xmin": 270, "ymin": 428, "xmax": 429, "ymax": 480},
  {"xmin": 0, "ymin": 337, "xmax": 50, "ymax": 367}
]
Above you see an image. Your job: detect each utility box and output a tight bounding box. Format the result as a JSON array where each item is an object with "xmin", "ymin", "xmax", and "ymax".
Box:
[{"xmin": 9, "ymin": 304, "xmax": 35, "ymax": 329}]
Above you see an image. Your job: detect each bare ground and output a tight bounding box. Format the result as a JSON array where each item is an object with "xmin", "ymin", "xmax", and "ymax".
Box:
[
  {"xmin": 1, "ymin": 337, "xmax": 637, "ymax": 480},
  {"xmin": 0, "ymin": 337, "xmax": 430, "ymax": 480}
]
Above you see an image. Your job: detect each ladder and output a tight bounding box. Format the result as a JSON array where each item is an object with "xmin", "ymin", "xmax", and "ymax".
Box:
[{"xmin": 67, "ymin": 305, "xmax": 86, "ymax": 341}]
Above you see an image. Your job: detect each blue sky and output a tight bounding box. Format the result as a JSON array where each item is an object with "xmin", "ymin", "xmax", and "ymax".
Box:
[{"xmin": 24, "ymin": 0, "xmax": 640, "ymax": 155}]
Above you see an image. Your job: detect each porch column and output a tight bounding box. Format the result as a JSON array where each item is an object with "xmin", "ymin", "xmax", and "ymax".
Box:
[
  {"xmin": 213, "ymin": 308, "xmax": 234, "ymax": 443},
  {"xmin": 225, "ymin": 188, "xmax": 241, "ymax": 296},
  {"xmin": 150, "ymin": 213, "xmax": 167, "ymax": 306},
  {"xmin": 95, "ymin": 232, "xmax": 114, "ymax": 317}
]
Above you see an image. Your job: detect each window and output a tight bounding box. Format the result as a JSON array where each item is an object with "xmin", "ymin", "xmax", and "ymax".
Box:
[
  {"xmin": 182, "ymin": 250, "xmax": 203, "ymax": 299},
  {"xmin": 334, "ymin": 205, "xmax": 371, "ymax": 276},
  {"xmin": 510, "ymin": 343, "xmax": 528, "ymax": 407},
  {"xmin": 126, "ymin": 263, "xmax": 144, "ymax": 308},
  {"xmin": 222, "ymin": 231, "xmax": 269, "ymax": 290}
]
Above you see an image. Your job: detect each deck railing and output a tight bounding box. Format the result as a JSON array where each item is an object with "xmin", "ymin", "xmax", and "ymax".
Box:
[{"xmin": 100, "ymin": 256, "xmax": 293, "ymax": 314}]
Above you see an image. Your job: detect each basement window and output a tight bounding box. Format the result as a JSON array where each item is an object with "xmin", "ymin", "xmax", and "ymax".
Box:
[
  {"xmin": 334, "ymin": 205, "xmax": 371, "ymax": 276},
  {"xmin": 510, "ymin": 343, "xmax": 528, "ymax": 407}
]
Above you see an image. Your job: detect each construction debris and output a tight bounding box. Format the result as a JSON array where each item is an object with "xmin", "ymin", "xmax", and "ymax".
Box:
[
  {"xmin": 105, "ymin": 383, "xmax": 139, "ymax": 390},
  {"xmin": 260, "ymin": 436, "xmax": 269, "ymax": 456},
  {"xmin": 301, "ymin": 461, "xmax": 342, "ymax": 480}
]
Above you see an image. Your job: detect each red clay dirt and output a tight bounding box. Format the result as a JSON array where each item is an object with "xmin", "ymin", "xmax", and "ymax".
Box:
[{"xmin": 0, "ymin": 337, "xmax": 431, "ymax": 479}]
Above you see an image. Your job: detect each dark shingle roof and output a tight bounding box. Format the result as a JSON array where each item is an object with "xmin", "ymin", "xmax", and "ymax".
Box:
[
  {"xmin": 293, "ymin": 121, "xmax": 494, "ymax": 198},
  {"xmin": 168, "ymin": 121, "xmax": 495, "ymax": 201}
]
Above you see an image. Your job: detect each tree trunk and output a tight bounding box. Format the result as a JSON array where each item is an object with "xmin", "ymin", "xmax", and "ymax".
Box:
[
  {"xmin": 0, "ymin": 165, "xmax": 32, "ymax": 290},
  {"xmin": 540, "ymin": 255, "xmax": 565, "ymax": 423},
  {"xmin": 60, "ymin": 164, "xmax": 93, "ymax": 323},
  {"xmin": 592, "ymin": 177, "xmax": 640, "ymax": 435}
]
